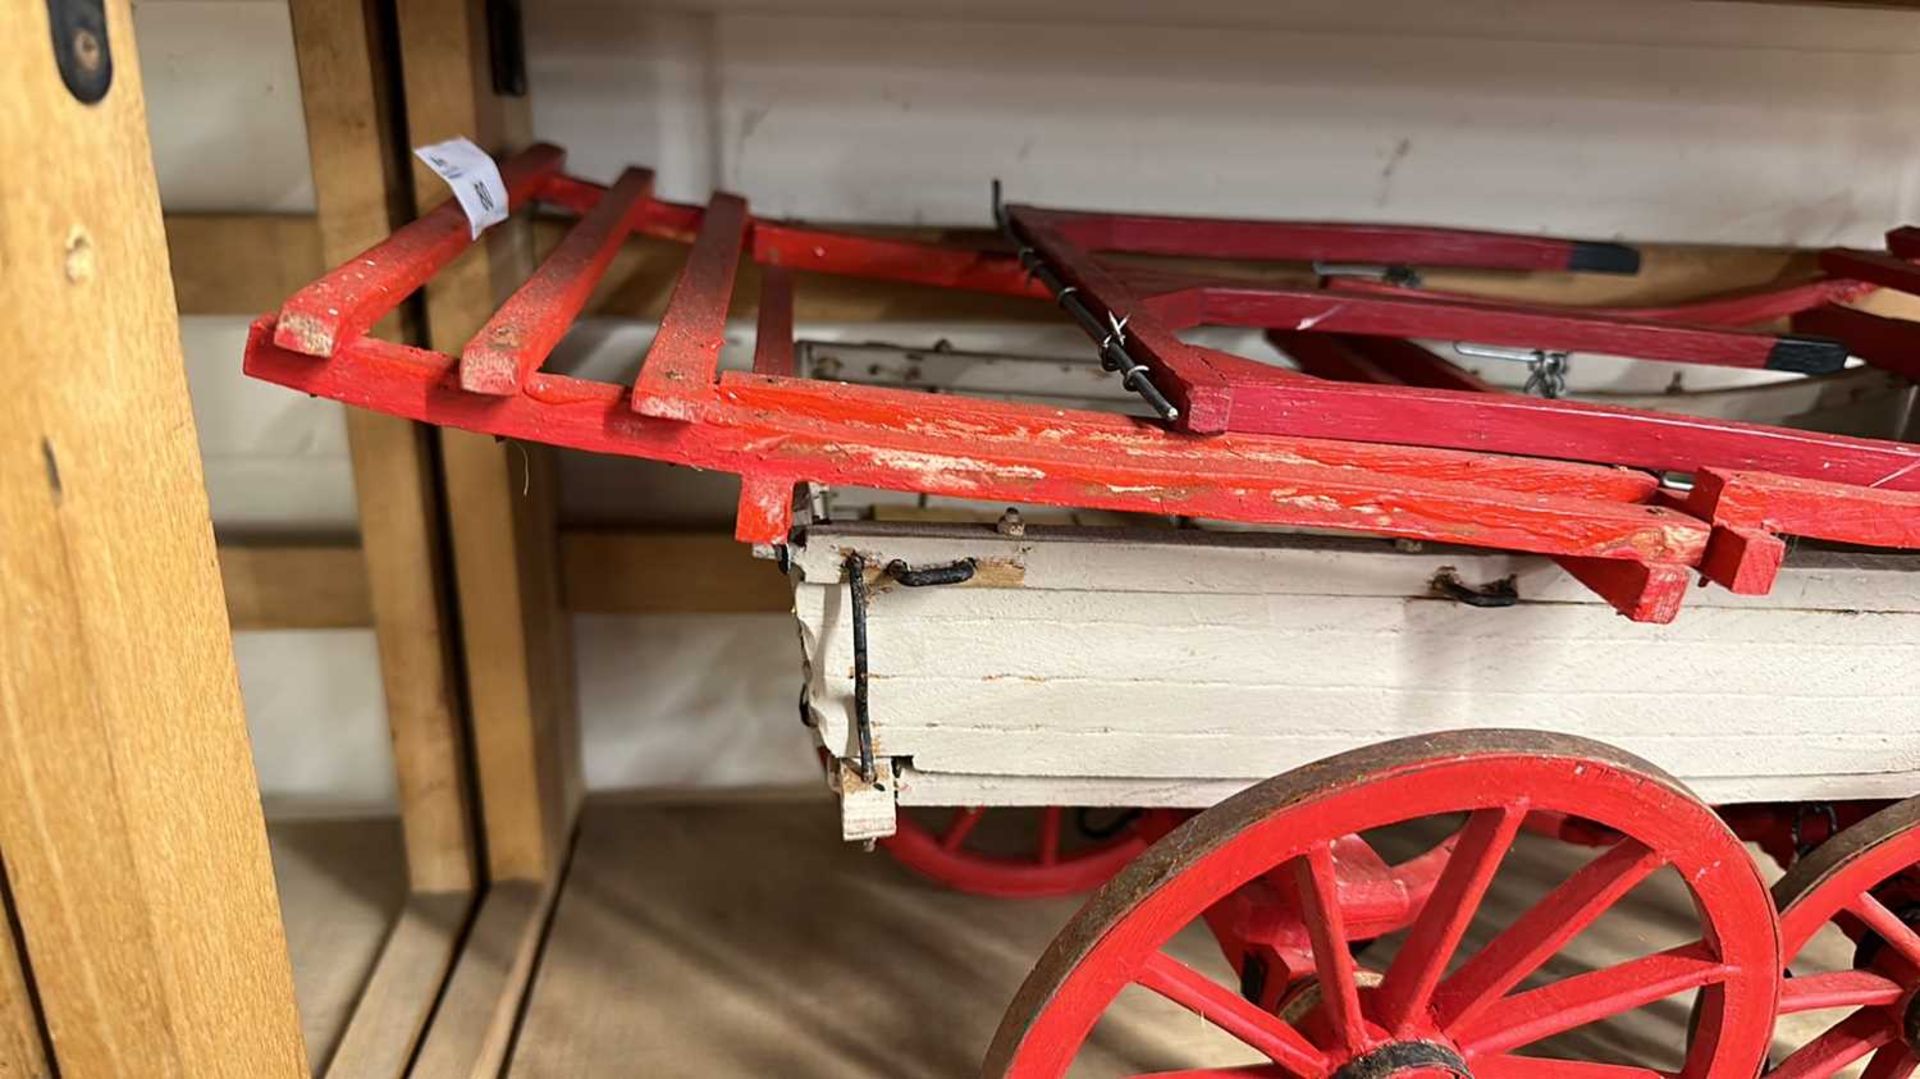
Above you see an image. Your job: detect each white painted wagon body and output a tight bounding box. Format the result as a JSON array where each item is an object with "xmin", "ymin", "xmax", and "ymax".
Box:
[{"xmin": 791, "ymin": 523, "xmax": 1920, "ymax": 837}]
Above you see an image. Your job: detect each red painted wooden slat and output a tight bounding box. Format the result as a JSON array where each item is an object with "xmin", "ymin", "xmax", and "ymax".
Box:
[
  {"xmin": 275, "ymin": 142, "xmax": 568, "ymax": 357},
  {"xmin": 244, "ymin": 318, "xmax": 1701, "ymax": 559},
  {"xmin": 460, "ymin": 167, "xmax": 655, "ymax": 394},
  {"xmin": 1684, "ymin": 469, "xmax": 1920, "ymax": 549},
  {"xmin": 1819, "ymin": 249, "xmax": 1920, "ymax": 297},
  {"xmin": 1019, "ymin": 205, "xmax": 1639, "ymax": 274},
  {"xmin": 1325, "ymin": 276, "xmax": 1874, "ymax": 328},
  {"xmin": 1889, "ymin": 227, "xmax": 1920, "ymax": 260},
  {"xmin": 1792, "ymin": 305, "xmax": 1920, "ymax": 382},
  {"xmin": 631, "ymin": 192, "xmax": 751, "ymax": 421}
]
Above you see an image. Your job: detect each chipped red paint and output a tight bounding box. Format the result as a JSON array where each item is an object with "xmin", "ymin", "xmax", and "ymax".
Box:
[
  {"xmin": 460, "ymin": 166, "xmax": 655, "ymax": 394},
  {"xmin": 275, "ymin": 143, "xmax": 568, "ymax": 357},
  {"xmin": 244, "ymin": 319, "xmax": 1704, "ymax": 564},
  {"xmin": 247, "ymin": 147, "xmax": 1920, "ymax": 628},
  {"xmin": 631, "ymin": 192, "xmax": 751, "ymax": 421}
]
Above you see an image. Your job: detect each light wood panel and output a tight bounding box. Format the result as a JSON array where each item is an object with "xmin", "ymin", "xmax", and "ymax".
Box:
[
  {"xmin": 0, "ymin": 1, "xmax": 306, "ymax": 1073},
  {"xmin": 397, "ymin": 0, "xmax": 580, "ymax": 884},
  {"xmin": 559, "ymin": 531, "xmax": 789, "ymax": 615},
  {"xmin": 290, "ymin": 0, "xmax": 479, "ymax": 898},
  {"xmin": 222, "ymin": 543, "xmax": 374, "ymax": 629},
  {"xmin": 167, "ymin": 213, "xmax": 325, "ymax": 315},
  {"xmin": 216, "ymin": 533, "xmax": 790, "ymax": 627}
]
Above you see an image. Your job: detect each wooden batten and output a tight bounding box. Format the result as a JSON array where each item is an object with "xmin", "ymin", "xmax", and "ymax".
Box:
[
  {"xmin": 0, "ymin": 0, "xmax": 307, "ymax": 1072},
  {"xmin": 290, "ymin": 0, "xmax": 479, "ymax": 899}
]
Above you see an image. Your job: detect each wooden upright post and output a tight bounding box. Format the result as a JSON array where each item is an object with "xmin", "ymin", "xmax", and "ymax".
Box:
[
  {"xmin": 0, "ymin": 1, "xmax": 306, "ymax": 1075},
  {"xmin": 286, "ymin": 4, "xmax": 483, "ymax": 1074},
  {"xmin": 395, "ymin": 0, "xmax": 580, "ymax": 886}
]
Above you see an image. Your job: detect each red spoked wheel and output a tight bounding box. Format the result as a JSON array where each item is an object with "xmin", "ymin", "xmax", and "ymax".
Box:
[
  {"xmin": 882, "ymin": 806, "xmax": 1151, "ymax": 899},
  {"xmin": 982, "ymin": 730, "xmax": 1780, "ymax": 1079},
  {"xmin": 1767, "ymin": 796, "xmax": 1920, "ymax": 1079}
]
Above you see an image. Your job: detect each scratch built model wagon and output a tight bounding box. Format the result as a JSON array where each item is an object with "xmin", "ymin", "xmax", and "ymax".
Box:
[{"xmin": 248, "ymin": 144, "xmax": 1920, "ymax": 1079}]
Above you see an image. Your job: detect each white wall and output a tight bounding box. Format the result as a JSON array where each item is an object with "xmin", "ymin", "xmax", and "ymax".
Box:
[{"xmin": 144, "ymin": 0, "xmax": 1920, "ymax": 810}]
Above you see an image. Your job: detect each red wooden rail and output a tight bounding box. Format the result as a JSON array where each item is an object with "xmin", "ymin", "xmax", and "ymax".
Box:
[{"xmin": 247, "ymin": 143, "xmax": 1920, "ymax": 625}]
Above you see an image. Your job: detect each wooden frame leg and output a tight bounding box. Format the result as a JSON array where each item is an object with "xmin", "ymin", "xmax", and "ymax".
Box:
[
  {"xmin": 289, "ymin": 2, "xmax": 487, "ymax": 1073},
  {"xmin": 397, "ymin": 0, "xmax": 582, "ymax": 887},
  {"xmin": 0, "ymin": 2, "xmax": 307, "ymax": 1073}
]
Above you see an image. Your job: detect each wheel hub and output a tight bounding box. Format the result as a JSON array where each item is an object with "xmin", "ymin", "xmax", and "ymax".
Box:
[{"xmin": 1328, "ymin": 1041, "xmax": 1472, "ymax": 1079}]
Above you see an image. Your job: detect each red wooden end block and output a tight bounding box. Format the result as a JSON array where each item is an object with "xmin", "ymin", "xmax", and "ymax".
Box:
[
  {"xmin": 1697, "ymin": 526, "xmax": 1786, "ymax": 596},
  {"xmin": 275, "ymin": 143, "xmax": 567, "ymax": 358},
  {"xmin": 1685, "ymin": 468, "xmax": 1920, "ymax": 550},
  {"xmin": 1890, "ymin": 227, "xmax": 1920, "ymax": 260},
  {"xmin": 1819, "ymin": 248, "xmax": 1920, "ymax": 298},
  {"xmin": 632, "ymin": 192, "xmax": 751, "ymax": 421},
  {"xmin": 1556, "ymin": 558, "xmax": 1693, "ymax": 624},
  {"xmin": 461, "ymin": 167, "xmax": 655, "ymax": 394},
  {"xmin": 1792, "ymin": 304, "xmax": 1920, "ymax": 382},
  {"xmin": 735, "ymin": 474, "xmax": 796, "ymax": 545}
]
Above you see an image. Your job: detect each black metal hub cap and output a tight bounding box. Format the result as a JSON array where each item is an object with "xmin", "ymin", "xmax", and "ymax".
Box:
[{"xmin": 1329, "ymin": 1041, "xmax": 1473, "ymax": 1079}]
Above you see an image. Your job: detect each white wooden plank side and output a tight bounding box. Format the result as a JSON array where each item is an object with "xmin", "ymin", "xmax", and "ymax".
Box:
[{"xmin": 792, "ymin": 528, "xmax": 1920, "ymax": 808}]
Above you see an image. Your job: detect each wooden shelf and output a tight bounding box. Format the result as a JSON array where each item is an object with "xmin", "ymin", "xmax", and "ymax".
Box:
[{"xmin": 274, "ymin": 796, "xmax": 1851, "ymax": 1077}]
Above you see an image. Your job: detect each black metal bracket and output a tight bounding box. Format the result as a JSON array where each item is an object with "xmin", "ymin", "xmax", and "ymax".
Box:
[
  {"xmin": 845, "ymin": 552, "xmax": 876, "ymax": 782},
  {"xmin": 1430, "ymin": 567, "xmax": 1520, "ymax": 608},
  {"xmin": 46, "ymin": 0, "xmax": 111, "ymax": 104},
  {"xmin": 884, "ymin": 557, "xmax": 975, "ymax": 588},
  {"xmin": 485, "ymin": 0, "xmax": 528, "ymax": 97}
]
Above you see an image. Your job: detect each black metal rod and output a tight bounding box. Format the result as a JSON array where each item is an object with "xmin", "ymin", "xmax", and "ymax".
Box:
[
  {"xmin": 993, "ymin": 184, "xmax": 1180, "ymax": 422},
  {"xmin": 845, "ymin": 552, "xmax": 876, "ymax": 782}
]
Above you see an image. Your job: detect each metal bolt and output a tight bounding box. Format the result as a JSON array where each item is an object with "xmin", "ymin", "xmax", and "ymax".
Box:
[{"xmin": 71, "ymin": 27, "xmax": 103, "ymax": 75}]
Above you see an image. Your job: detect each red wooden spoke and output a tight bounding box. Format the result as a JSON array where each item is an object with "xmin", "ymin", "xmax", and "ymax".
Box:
[
  {"xmin": 460, "ymin": 166, "xmax": 655, "ymax": 394},
  {"xmin": 1375, "ymin": 807, "xmax": 1526, "ymax": 1033},
  {"xmin": 1820, "ymin": 249, "xmax": 1920, "ymax": 297},
  {"xmin": 1432, "ymin": 839, "xmax": 1666, "ymax": 1033},
  {"xmin": 984, "ymin": 733, "xmax": 1777, "ymax": 1079},
  {"xmin": 1325, "ymin": 276, "xmax": 1874, "ymax": 329},
  {"xmin": 1473, "ymin": 1054, "xmax": 1667, "ymax": 1079},
  {"xmin": 942, "ymin": 807, "xmax": 986, "ymax": 852},
  {"xmin": 1794, "ymin": 304, "xmax": 1920, "ymax": 382},
  {"xmin": 1861, "ymin": 1047, "xmax": 1919, "ymax": 1079},
  {"xmin": 631, "ymin": 192, "xmax": 751, "ymax": 421},
  {"xmin": 246, "ymin": 326, "xmax": 1714, "ymax": 563},
  {"xmin": 1769, "ymin": 1007, "xmax": 1900, "ymax": 1079},
  {"xmin": 1290, "ymin": 842, "xmax": 1372, "ymax": 1054},
  {"xmin": 275, "ymin": 142, "xmax": 568, "ymax": 357},
  {"xmin": 1121, "ymin": 1059, "xmax": 1290, "ymax": 1067},
  {"xmin": 1132, "ymin": 951, "xmax": 1329, "ymax": 1075},
  {"xmin": 880, "ymin": 807, "xmax": 1146, "ymax": 899},
  {"xmin": 1040, "ymin": 806, "xmax": 1065, "ymax": 867},
  {"xmin": 1777, "ymin": 970, "xmax": 1906, "ymax": 1015},
  {"xmin": 1127, "ymin": 1068, "xmax": 1289, "ymax": 1079},
  {"xmin": 1848, "ymin": 894, "xmax": 1920, "ymax": 968},
  {"xmin": 1767, "ymin": 798, "xmax": 1920, "ymax": 1079},
  {"xmin": 1023, "ymin": 205, "xmax": 1639, "ymax": 274},
  {"xmin": 1451, "ymin": 942, "xmax": 1732, "ymax": 1056}
]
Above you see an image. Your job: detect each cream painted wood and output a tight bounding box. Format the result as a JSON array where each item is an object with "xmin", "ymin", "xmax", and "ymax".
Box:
[{"xmin": 793, "ymin": 526, "xmax": 1920, "ymax": 820}]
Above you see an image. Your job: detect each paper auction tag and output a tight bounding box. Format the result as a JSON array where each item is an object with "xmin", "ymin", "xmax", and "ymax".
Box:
[{"xmin": 413, "ymin": 137, "xmax": 508, "ymax": 240}]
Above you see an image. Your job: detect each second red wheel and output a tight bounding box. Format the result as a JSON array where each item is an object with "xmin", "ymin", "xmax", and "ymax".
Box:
[{"xmin": 881, "ymin": 806, "xmax": 1150, "ymax": 899}]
